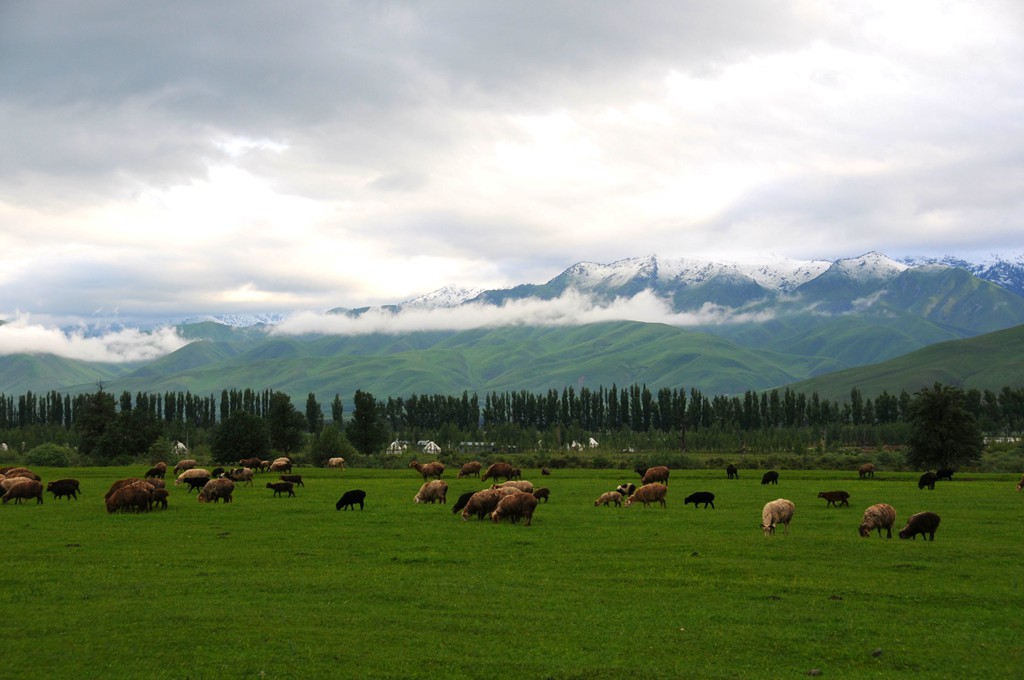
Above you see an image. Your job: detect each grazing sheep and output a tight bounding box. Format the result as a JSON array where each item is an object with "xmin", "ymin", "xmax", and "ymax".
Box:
[
  {"xmin": 3, "ymin": 467, "xmax": 41, "ymax": 481},
  {"xmin": 541, "ymin": 467, "xmax": 551, "ymax": 476},
  {"xmin": 211, "ymin": 467, "xmax": 226, "ymax": 478},
  {"xmin": 335, "ymin": 489, "xmax": 366, "ymax": 510},
  {"xmin": 641, "ymin": 465, "xmax": 670, "ymax": 486},
  {"xmin": 936, "ymin": 468, "xmax": 955, "ymax": 482},
  {"xmin": 173, "ymin": 459, "xmax": 197, "ymax": 474},
  {"xmin": 858, "ymin": 463, "xmax": 875, "ymax": 479},
  {"xmin": 899, "ymin": 512, "xmax": 941, "ymax": 541},
  {"xmin": 258, "ymin": 460, "xmax": 271, "ymax": 472},
  {"xmin": 491, "ymin": 480, "xmax": 534, "ymax": 494},
  {"xmin": 1017, "ymin": 474, "xmax": 1024, "ymax": 492},
  {"xmin": 761, "ymin": 498, "xmax": 795, "ymax": 536},
  {"xmin": 198, "ymin": 478, "xmax": 235, "ymax": 503},
  {"xmin": 761, "ymin": 470, "xmax": 780, "ymax": 485},
  {"xmin": 414, "ymin": 480, "xmax": 449, "ymax": 504},
  {"xmin": 625, "ymin": 483, "xmax": 668, "ymax": 508},
  {"xmin": 684, "ymin": 491, "xmax": 715, "ymax": 509},
  {"xmin": 47, "ymin": 479, "xmax": 81, "ymax": 501},
  {"xmin": 2, "ymin": 478, "xmax": 44, "ymax": 504},
  {"xmin": 859, "ymin": 503, "xmax": 897, "ymax": 538},
  {"xmin": 266, "ymin": 482, "xmax": 295, "ymax": 498},
  {"xmin": 817, "ymin": 491, "xmax": 850, "ymax": 508},
  {"xmin": 150, "ymin": 488, "xmax": 169, "ymax": 510},
  {"xmin": 634, "ymin": 465, "xmax": 649, "ymax": 479},
  {"xmin": 145, "ymin": 477, "xmax": 166, "ymax": 489},
  {"xmin": 269, "ymin": 460, "xmax": 292, "ymax": 473},
  {"xmin": 509, "ymin": 467, "xmax": 522, "ymax": 480},
  {"xmin": 616, "ymin": 483, "xmax": 637, "ymax": 498},
  {"xmin": 225, "ymin": 468, "xmax": 255, "ymax": 486},
  {"xmin": 278, "ymin": 474, "xmax": 304, "ymax": 487},
  {"xmin": 918, "ymin": 471, "xmax": 938, "ymax": 490},
  {"xmin": 452, "ymin": 490, "xmax": 480, "ymax": 514},
  {"xmin": 174, "ymin": 469, "xmax": 211, "ymax": 493},
  {"xmin": 533, "ymin": 487, "xmax": 550, "ymax": 503},
  {"xmin": 595, "ymin": 491, "xmax": 623, "ymax": 507},
  {"xmin": 491, "ymin": 491, "xmax": 538, "ymax": 525},
  {"xmin": 408, "ymin": 460, "xmax": 445, "ymax": 480},
  {"xmin": 105, "ymin": 485, "xmax": 151, "ymax": 513},
  {"xmin": 460, "ymin": 488, "xmax": 506, "ymax": 521},
  {"xmin": 144, "ymin": 466, "xmax": 165, "ymax": 479},
  {"xmin": 481, "ymin": 462, "xmax": 515, "ymax": 483},
  {"xmin": 727, "ymin": 464, "xmax": 739, "ymax": 479},
  {"xmin": 327, "ymin": 457, "xmax": 346, "ymax": 469},
  {"xmin": 457, "ymin": 461, "xmax": 482, "ymax": 479},
  {"xmin": 104, "ymin": 478, "xmax": 154, "ymax": 499},
  {"xmin": 240, "ymin": 457, "xmax": 263, "ymax": 470}
]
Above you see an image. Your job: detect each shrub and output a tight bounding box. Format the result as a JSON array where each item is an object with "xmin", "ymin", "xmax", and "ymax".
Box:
[{"xmin": 23, "ymin": 443, "xmax": 73, "ymax": 467}]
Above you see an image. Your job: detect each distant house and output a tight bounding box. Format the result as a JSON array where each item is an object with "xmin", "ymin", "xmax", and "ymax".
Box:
[
  {"xmin": 588, "ymin": 437, "xmax": 599, "ymax": 448},
  {"xmin": 421, "ymin": 440, "xmax": 441, "ymax": 455},
  {"xmin": 387, "ymin": 441, "xmax": 408, "ymax": 455}
]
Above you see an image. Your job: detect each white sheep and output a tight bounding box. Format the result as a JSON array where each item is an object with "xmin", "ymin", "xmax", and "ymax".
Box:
[
  {"xmin": 413, "ymin": 480, "xmax": 449, "ymax": 504},
  {"xmin": 595, "ymin": 491, "xmax": 623, "ymax": 507},
  {"xmin": 761, "ymin": 499, "xmax": 795, "ymax": 536},
  {"xmin": 491, "ymin": 480, "xmax": 534, "ymax": 494},
  {"xmin": 859, "ymin": 503, "xmax": 897, "ymax": 538},
  {"xmin": 327, "ymin": 457, "xmax": 346, "ymax": 469}
]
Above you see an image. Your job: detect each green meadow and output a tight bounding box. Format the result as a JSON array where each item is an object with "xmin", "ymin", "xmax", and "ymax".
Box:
[{"xmin": 2, "ymin": 466, "xmax": 1022, "ymax": 679}]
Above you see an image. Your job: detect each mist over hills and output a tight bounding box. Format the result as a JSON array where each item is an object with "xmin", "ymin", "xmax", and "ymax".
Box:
[{"xmin": 2, "ymin": 251, "xmax": 1024, "ymax": 402}]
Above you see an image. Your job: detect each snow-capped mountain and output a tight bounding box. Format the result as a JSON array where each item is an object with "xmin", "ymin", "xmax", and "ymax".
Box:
[{"xmin": 399, "ymin": 286, "xmax": 484, "ymax": 309}]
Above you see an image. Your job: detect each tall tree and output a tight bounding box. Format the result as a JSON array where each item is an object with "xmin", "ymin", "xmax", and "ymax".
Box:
[
  {"xmin": 266, "ymin": 392, "xmax": 307, "ymax": 454},
  {"xmin": 905, "ymin": 383, "xmax": 983, "ymax": 470},
  {"xmin": 348, "ymin": 390, "xmax": 388, "ymax": 455},
  {"xmin": 305, "ymin": 392, "xmax": 324, "ymax": 434},
  {"xmin": 212, "ymin": 409, "xmax": 270, "ymax": 463},
  {"xmin": 73, "ymin": 389, "xmax": 117, "ymax": 462}
]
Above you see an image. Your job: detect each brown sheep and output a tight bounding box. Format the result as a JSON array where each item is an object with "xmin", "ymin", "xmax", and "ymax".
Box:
[
  {"xmin": 105, "ymin": 478, "xmax": 154, "ymax": 499},
  {"xmin": 899, "ymin": 511, "xmax": 941, "ymax": 541},
  {"xmin": 532, "ymin": 487, "xmax": 550, "ymax": 503},
  {"xmin": 1017, "ymin": 474, "xmax": 1024, "ymax": 492},
  {"xmin": 2, "ymin": 478, "xmax": 44, "ymax": 504},
  {"xmin": 641, "ymin": 465, "xmax": 670, "ymax": 486},
  {"xmin": 480, "ymin": 462, "xmax": 514, "ymax": 483},
  {"xmin": 509, "ymin": 467, "xmax": 522, "ymax": 480},
  {"xmin": 239, "ymin": 457, "xmax": 263, "ymax": 470},
  {"xmin": 595, "ymin": 491, "xmax": 623, "ymax": 507},
  {"xmin": 105, "ymin": 485, "xmax": 151, "ymax": 513},
  {"xmin": 174, "ymin": 469, "xmax": 211, "ymax": 493},
  {"xmin": 414, "ymin": 480, "xmax": 449, "ymax": 504},
  {"xmin": 150, "ymin": 488, "xmax": 170, "ymax": 510},
  {"xmin": 3, "ymin": 467, "xmax": 41, "ymax": 481},
  {"xmin": 491, "ymin": 480, "xmax": 534, "ymax": 494},
  {"xmin": 460, "ymin": 488, "xmax": 505, "ymax": 521},
  {"xmin": 491, "ymin": 490, "xmax": 538, "ymax": 525},
  {"xmin": 457, "ymin": 461, "xmax": 482, "ymax": 479},
  {"xmin": 541, "ymin": 467, "xmax": 551, "ymax": 476},
  {"xmin": 225, "ymin": 468, "xmax": 255, "ymax": 486},
  {"xmin": 173, "ymin": 459, "xmax": 197, "ymax": 474},
  {"xmin": 858, "ymin": 463, "xmax": 875, "ymax": 478},
  {"xmin": 277, "ymin": 473, "xmax": 303, "ymax": 487},
  {"xmin": 409, "ymin": 460, "xmax": 445, "ymax": 480},
  {"xmin": 817, "ymin": 491, "xmax": 850, "ymax": 508},
  {"xmin": 625, "ymin": 483, "xmax": 668, "ymax": 508},
  {"xmin": 761, "ymin": 498, "xmax": 795, "ymax": 536},
  {"xmin": 266, "ymin": 481, "xmax": 295, "ymax": 497},
  {"xmin": 198, "ymin": 478, "xmax": 235, "ymax": 503},
  {"xmin": 145, "ymin": 477, "xmax": 166, "ymax": 489},
  {"xmin": 859, "ymin": 503, "xmax": 897, "ymax": 538},
  {"xmin": 269, "ymin": 460, "xmax": 292, "ymax": 473}
]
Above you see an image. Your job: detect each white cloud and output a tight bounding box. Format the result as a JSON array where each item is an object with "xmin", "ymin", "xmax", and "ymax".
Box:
[{"xmin": 0, "ymin": 316, "xmax": 189, "ymax": 362}]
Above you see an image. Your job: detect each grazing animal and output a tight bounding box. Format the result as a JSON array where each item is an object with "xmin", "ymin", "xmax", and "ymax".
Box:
[
  {"xmin": 858, "ymin": 463, "xmax": 875, "ymax": 479},
  {"xmin": 460, "ymin": 488, "xmax": 506, "ymax": 521},
  {"xmin": 532, "ymin": 487, "xmax": 550, "ymax": 503},
  {"xmin": 327, "ymin": 457, "xmax": 346, "ymax": 469},
  {"xmin": 457, "ymin": 461, "xmax": 482, "ymax": 479},
  {"xmin": 616, "ymin": 483, "xmax": 637, "ymax": 498},
  {"xmin": 817, "ymin": 491, "xmax": 850, "ymax": 508},
  {"xmin": 174, "ymin": 469, "xmax": 211, "ymax": 493},
  {"xmin": 269, "ymin": 460, "xmax": 292, "ymax": 473},
  {"xmin": 3, "ymin": 467, "xmax": 41, "ymax": 481},
  {"xmin": 414, "ymin": 480, "xmax": 449, "ymax": 504},
  {"xmin": 173, "ymin": 459, "xmax": 197, "ymax": 474},
  {"xmin": 684, "ymin": 491, "xmax": 715, "ymax": 509},
  {"xmin": 144, "ymin": 466, "xmax": 165, "ymax": 479},
  {"xmin": 491, "ymin": 491, "xmax": 538, "ymax": 525},
  {"xmin": 859, "ymin": 503, "xmax": 897, "ymax": 538},
  {"xmin": 595, "ymin": 491, "xmax": 623, "ymax": 507},
  {"xmin": 509, "ymin": 467, "xmax": 522, "ymax": 480},
  {"xmin": 105, "ymin": 485, "xmax": 151, "ymax": 513},
  {"xmin": 492, "ymin": 480, "xmax": 534, "ymax": 494},
  {"xmin": 104, "ymin": 478, "xmax": 153, "ymax": 499},
  {"xmin": 641, "ymin": 465, "xmax": 670, "ymax": 486},
  {"xmin": 899, "ymin": 512, "xmax": 941, "ymax": 541},
  {"xmin": 625, "ymin": 483, "xmax": 668, "ymax": 508},
  {"xmin": 47, "ymin": 479, "xmax": 81, "ymax": 501},
  {"xmin": 1017, "ymin": 474, "xmax": 1024, "ymax": 492},
  {"xmin": 727, "ymin": 464, "xmax": 739, "ymax": 479},
  {"xmin": 2, "ymin": 478, "xmax": 44, "ymax": 504},
  {"xmin": 761, "ymin": 498, "xmax": 795, "ymax": 536},
  {"xmin": 452, "ymin": 490, "xmax": 480, "ymax": 514},
  {"xmin": 225, "ymin": 468, "xmax": 255, "ymax": 486},
  {"xmin": 408, "ymin": 460, "xmax": 445, "ymax": 480},
  {"xmin": 761, "ymin": 470, "xmax": 780, "ymax": 485},
  {"xmin": 198, "ymin": 478, "xmax": 235, "ymax": 503},
  {"xmin": 150, "ymin": 488, "xmax": 169, "ymax": 510},
  {"xmin": 480, "ymin": 462, "xmax": 515, "ymax": 483},
  {"xmin": 266, "ymin": 482, "xmax": 295, "ymax": 498},
  {"xmin": 239, "ymin": 457, "xmax": 263, "ymax": 470},
  {"xmin": 211, "ymin": 467, "xmax": 225, "ymax": 478},
  {"xmin": 936, "ymin": 468, "xmax": 955, "ymax": 482},
  {"xmin": 634, "ymin": 465, "xmax": 649, "ymax": 479},
  {"xmin": 335, "ymin": 489, "xmax": 366, "ymax": 511},
  {"xmin": 278, "ymin": 474, "xmax": 304, "ymax": 487},
  {"xmin": 541, "ymin": 467, "xmax": 551, "ymax": 476},
  {"xmin": 918, "ymin": 471, "xmax": 938, "ymax": 490}
]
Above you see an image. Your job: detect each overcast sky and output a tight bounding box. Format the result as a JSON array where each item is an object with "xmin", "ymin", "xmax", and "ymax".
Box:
[{"xmin": 2, "ymin": 0, "xmax": 1023, "ymax": 339}]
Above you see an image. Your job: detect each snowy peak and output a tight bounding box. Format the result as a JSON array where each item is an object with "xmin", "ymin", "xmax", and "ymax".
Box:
[
  {"xmin": 829, "ymin": 252, "xmax": 908, "ymax": 283},
  {"xmin": 400, "ymin": 286, "xmax": 484, "ymax": 309}
]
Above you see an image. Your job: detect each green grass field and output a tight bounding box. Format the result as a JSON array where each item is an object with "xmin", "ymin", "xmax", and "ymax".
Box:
[{"xmin": 2, "ymin": 465, "xmax": 1022, "ymax": 679}]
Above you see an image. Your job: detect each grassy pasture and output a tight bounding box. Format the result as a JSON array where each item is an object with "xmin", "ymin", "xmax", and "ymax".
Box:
[{"xmin": 2, "ymin": 465, "xmax": 1022, "ymax": 679}]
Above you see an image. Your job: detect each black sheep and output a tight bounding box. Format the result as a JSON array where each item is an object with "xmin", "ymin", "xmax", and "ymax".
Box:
[
  {"xmin": 761, "ymin": 470, "xmax": 779, "ymax": 485},
  {"xmin": 266, "ymin": 482, "xmax": 295, "ymax": 497},
  {"xmin": 452, "ymin": 490, "xmax": 478, "ymax": 514},
  {"xmin": 899, "ymin": 512, "xmax": 941, "ymax": 541},
  {"xmin": 279, "ymin": 474, "xmax": 304, "ymax": 487},
  {"xmin": 918, "ymin": 471, "xmax": 938, "ymax": 490},
  {"xmin": 335, "ymin": 489, "xmax": 366, "ymax": 510},
  {"xmin": 683, "ymin": 491, "xmax": 715, "ymax": 509},
  {"xmin": 936, "ymin": 468, "xmax": 955, "ymax": 482},
  {"xmin": 726, "ymin": 464, "xmax": 739, "ymax": 479},
  {"xmin": 46, "ymin": 479, "xmax": 80, "ymax": 501},
  {"xmin": 817, "ymin": 490, "xmax": 850, "ymax": 507}
]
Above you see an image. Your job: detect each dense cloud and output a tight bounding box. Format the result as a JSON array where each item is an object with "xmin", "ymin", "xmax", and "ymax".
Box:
[
  {"xmin": 0, "ymin": 316, "xmax": 188, "ymax": 362},
  {"xmin": 2, "ymin": 0, "xmax": 1022, "ymax": 328}
]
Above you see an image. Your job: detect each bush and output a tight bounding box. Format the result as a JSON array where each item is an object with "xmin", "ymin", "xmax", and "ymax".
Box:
[{"xmin": 23, "ymin": 443, "xmax": 74, "ymax": 467}]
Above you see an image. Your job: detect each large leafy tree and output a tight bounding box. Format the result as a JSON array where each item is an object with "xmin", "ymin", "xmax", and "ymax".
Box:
[
  {"xmin": 266, "ymin": 391, "xmax": 307, "ymax": 454},
  {"xmin": 308, "ymin": 424, "xmax": 356, "ymax": 466},
  {"xmin": 305, "ymin": 392, "xmax": 323, "ymax": 434},
  {"xmin": 347, "ymin": 390, "xmax": 388, "ymax": 455},
  {"xmin": 905, "ymin": 383, "xmax": 984, "ymax": 470},
  {"xmin": 212, "ymin": 409, "xmax": 270, "ymax": 464},
  {"xmin": 73, "ymin": 389, "xmax": 117, "ymax": 462}
]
